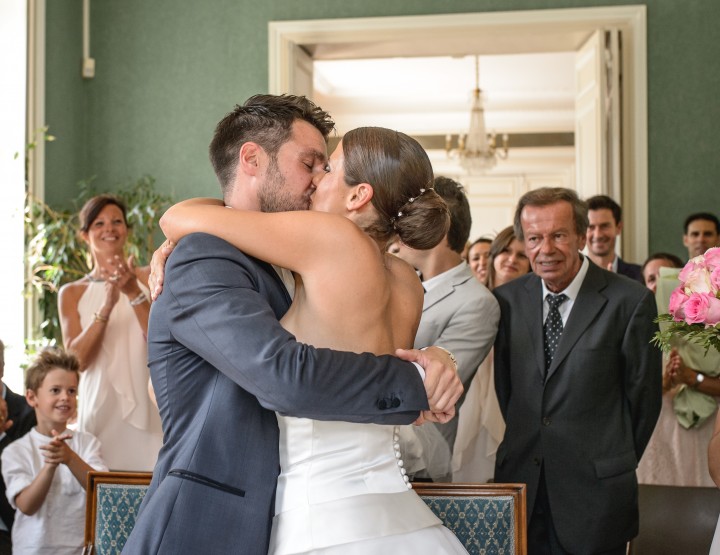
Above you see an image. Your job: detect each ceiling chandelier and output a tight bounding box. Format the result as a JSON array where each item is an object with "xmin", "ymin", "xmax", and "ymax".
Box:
[{"xmin": 446, "ymin": 55, "xmax": 509, "ymax": 173}]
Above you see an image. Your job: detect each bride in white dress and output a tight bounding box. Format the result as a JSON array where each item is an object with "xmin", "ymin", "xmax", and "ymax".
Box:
[{"xmin": 160, "ymin": 127, "xmax": 469, "ymax": 554}]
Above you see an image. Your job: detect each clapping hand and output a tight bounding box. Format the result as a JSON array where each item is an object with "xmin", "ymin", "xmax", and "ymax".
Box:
[
  {"xmin": 39, "ymin": 429, "xmax": 75, "ymax": 467},
  {"xmin": 662, "ymin": 348, "xmax": 680, "ymax": 391},
  {"xmin": 0, "ymin": 399, "xmax": 13, "ymax": 434},
  {"xmin": 104, "ymin": 254, "xmax": 140, "ymax": 295}
]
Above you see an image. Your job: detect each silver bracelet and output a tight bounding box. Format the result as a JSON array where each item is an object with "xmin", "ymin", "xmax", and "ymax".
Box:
[{"xmin": 130, "ymin": 292, "xmax": 148, "ymax": 306}]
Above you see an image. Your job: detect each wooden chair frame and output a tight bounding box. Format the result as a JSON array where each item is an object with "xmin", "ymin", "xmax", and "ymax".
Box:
[
  {"xmin": 83, "ymin": 471, "xmax": 153, "ymax": 555},
  {"xmin": 413, "ymin": 482, "xmax": 527, "ymax": 555},
  {"xmin": 81, "ymin": 474, "xmax": 526, "ymax": 554}
]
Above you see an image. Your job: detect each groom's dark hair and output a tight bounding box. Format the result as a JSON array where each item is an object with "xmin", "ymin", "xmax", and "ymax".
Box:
[{"xmin": 210, "ymin": 94, "xmax": 335, "ymax": 197}]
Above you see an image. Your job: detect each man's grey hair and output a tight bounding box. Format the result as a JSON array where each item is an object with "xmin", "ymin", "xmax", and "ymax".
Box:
[{"xmin": 513, "ymin": 187, "xmax": 589, "ymax": 240}]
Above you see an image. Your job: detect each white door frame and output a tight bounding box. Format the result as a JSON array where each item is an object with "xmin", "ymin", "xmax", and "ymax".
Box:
[
  {"xmin": 268, "ymin": 6, "xmax": 648, "ymax": 263},
  {"xmin": 0, "ymin": 0, "xmax": 45, "ymax": 392}
]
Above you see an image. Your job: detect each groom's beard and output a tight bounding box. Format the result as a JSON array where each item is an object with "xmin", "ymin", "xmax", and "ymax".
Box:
[{"xmin": 258, "ymin": 156, "xmax": 313, "ymax": 213}]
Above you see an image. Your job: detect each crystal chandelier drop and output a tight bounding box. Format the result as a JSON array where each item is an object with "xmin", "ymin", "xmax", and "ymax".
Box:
[{"xmin": 446, "ymin": 55, "xmax": 509, "ymax": 173}]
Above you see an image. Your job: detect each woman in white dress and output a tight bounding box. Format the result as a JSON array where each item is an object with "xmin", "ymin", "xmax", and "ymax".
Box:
[
  {"xmin": 58, "ymin": 195, "xmax": 163, "ymax": 471},
  {"xmin": 453, "ymin": 226, "xmax": 530, "ymax": 482},
  {"xmin": 159, "ymin": 127, "xmax": 469, "ymax": 554},
  {"xmin": 636, "ymin": 253, "xmax": 719, "ymax": 487}
]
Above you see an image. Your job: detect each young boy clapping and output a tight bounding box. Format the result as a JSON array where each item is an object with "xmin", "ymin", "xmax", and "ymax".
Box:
[{"xmin": 1, "ymin": 348, "xmax": 107, "ymax": 554}]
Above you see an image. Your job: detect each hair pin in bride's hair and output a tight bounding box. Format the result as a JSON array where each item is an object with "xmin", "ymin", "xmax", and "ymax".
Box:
[
  {"xmin": 390, "ymin": 186, "xmax": 434, "ymax": 229},
  {"xmin": 407, "ymin": 188, "xmax": 426, "ymax": 204}
]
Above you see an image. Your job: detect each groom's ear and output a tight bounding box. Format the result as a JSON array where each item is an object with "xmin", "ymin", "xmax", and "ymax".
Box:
[
  {"xmin": 238, "ymin": 142, "xmax": 265, "ymax": 177},
  {"xmin": 347, "ymin": 183, "xmax": 374, "ymax": 210}
]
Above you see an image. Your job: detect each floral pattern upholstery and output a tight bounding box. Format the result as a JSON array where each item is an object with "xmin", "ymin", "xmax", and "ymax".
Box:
[
  {"xmin": 92, "ymin": 483, "xmax": 148, "ymax": 554},
  {"xmin": 420, "ymin": 494, "xmax": 517, "ymax": 555},
  {"xmin": 89, "ymin": 483, "xmax": 518, "ymax": 554}
]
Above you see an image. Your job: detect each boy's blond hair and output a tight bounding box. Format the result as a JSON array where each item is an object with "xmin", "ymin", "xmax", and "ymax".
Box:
[{"xmin": 25, "ymin": 347, "xmax": 80, "ymax": 391}]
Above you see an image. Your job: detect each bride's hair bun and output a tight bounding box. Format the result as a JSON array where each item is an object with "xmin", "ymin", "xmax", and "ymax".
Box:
[
  {"xmin": 342, "ymin": 127, "xmax": 449, "ymax": 249},
  {"xmin": 390, "ymin": 188, "xmax": 450, "ymax": 250}
]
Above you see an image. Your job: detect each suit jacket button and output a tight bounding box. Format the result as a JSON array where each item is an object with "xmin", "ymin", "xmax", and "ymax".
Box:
[
  {"xmin": 391, "ymin": 398, "xmax": 401, "ymax": 408},
  {"xmin": 377, "ymin": 399, "xmax": 388, "ymax": 410},
  {"xmin": 533, "ymin": 457, "xmax": 541, "ymax": 466},
  {"xmin": 542, "ymin": 417, "xmax": 551, "ymax": 426}
]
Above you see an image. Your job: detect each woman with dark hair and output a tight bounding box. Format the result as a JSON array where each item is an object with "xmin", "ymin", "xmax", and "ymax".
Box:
[
  {"xmin": 58, "ymin": 195, "xmax": 162, "ymax": 471},
  {"xmin": 485, "ymin": 226, "xmax": 531, "ymax": 290},
  {"xmin": 637, "ymin": 251, "xmax": 719, "ymax": 487},
  {"xmin": 453, "ymin": 225, "xmax": 531, "ymax": 482},
  {"xmin": 159, "ymin": 127, "xmax": 468, "ymax": 553}
]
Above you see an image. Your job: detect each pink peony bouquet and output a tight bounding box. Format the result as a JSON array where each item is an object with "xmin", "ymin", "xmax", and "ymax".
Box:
[{"xmin": 654, "ymin": 247, "xmax": 720, "ymax": 353}]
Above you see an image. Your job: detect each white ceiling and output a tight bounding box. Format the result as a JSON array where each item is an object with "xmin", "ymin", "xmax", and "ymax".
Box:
[{"xmin": 313, "ymin": 52, "xmax": 576, "ymax": 136}]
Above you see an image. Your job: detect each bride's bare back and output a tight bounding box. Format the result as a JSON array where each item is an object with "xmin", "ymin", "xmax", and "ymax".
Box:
[{"xmin": 279, "ymin": 218, "xmax": 423, "ymax": 355}]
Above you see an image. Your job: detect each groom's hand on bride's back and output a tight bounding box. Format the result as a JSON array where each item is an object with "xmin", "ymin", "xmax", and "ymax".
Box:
[
  {"xmin": 395, "ymin": 346, "xmax": 463, "ymax": 424},
  {"xmin": 148, "ymin": 239, "xmax": 176, "ymax": 300}
]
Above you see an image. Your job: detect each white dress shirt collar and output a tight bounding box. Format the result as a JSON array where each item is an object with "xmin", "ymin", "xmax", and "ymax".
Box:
[{"xmin": 541, "ymin": 254, "xmax": 589, "ymax": 324}]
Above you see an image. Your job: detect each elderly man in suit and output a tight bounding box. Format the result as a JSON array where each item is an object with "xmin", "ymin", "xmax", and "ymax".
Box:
[
  {"xmin": 493, "ymin": 187, "xmax": 661, "ymax": 554},
  {"xmin": 123, "ymin": 95, "xmax": 462, "ymax": 554},
  {"xmin": 585, "ymin": 194, "xmax": 643, "ymax": 282},
  {"xmin": 393, "ymin": 177, "xmax": 499, "ymax": 471},
  {"xmin": 0, "ymin": 339, "xmax": 36, "ymax": 554}
]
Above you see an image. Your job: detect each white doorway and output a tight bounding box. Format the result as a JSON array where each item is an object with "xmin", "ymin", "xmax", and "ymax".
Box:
[
  {"xmin": 268, "ymin": 5, "xmax": 648, "ymax": 261},
  {"xmin": 309, "ymin": 51, "xmax": 578, "ymax": 242},
  {"xmin": 0, "ymin": 0, "xmax": 29, "ymax": 392}
]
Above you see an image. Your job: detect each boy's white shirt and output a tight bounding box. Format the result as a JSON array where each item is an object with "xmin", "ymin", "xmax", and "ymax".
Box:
[{"xmin": 1, "ymin": 428, "xmax": 107, "ymax": 553}]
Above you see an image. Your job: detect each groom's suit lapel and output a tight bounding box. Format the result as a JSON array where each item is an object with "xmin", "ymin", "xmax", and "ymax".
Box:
[{"xmin": 249, "ymin": 256, "xmax": 292, "ymax": 308}]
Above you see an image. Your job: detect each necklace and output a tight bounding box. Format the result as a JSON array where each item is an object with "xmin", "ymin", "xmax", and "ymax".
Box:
[{"xmin": 85, "ymin": 273, "xmax": 104, "ymax": 283}]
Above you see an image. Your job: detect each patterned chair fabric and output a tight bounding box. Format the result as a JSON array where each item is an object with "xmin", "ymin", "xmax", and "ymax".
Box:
[
  {"xmin": 83, "ymin": 473, "xmax": 526, "ymax": 554},
  {"xmin": 415, "ymin": 483, "xmax": 527, "ymax": 555},
  {"xmin": 83, "ymin": 471, "xmax": 153, "ymax": 555}
]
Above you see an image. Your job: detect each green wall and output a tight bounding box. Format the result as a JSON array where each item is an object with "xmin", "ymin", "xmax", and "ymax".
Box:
[{"xmin": 44, "ymin": 0, "xmax": 720, "ymax": 259}]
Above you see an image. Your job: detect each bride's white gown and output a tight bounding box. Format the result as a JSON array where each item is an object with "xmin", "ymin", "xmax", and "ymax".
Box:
[{"xmin": 269, "ymin": 416, "xmax": 469, "ymax": 554}]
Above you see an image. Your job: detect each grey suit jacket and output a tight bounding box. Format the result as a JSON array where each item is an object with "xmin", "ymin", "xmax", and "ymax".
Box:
[
  {"xmin": 493, "ymin": 261, "xmax": 661, "ymax": 554},
  {"xmin": 414, "ymin": 263, "xmax": 499, "ymax": 448},
  {"xmin": 123, "ymin": 234, "xmax": 429, "ymax": 555}
]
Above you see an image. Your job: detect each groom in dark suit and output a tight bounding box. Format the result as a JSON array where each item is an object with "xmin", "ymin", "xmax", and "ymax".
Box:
[
  {"xmin": 123, "ymin": 95, "xmax": 462, "ymax": 554},
  {"xmin": 493, "ymin": 188, "xmax": 661, "ymax": 554}
]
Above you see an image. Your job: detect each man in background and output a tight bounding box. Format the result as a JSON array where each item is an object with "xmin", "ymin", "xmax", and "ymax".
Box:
[
  {"xmin": 394, "ymin": 176, "xmax": 499, "ymax": 476},
  {"xmin": 683, "ymin": 212, "xmax": 719, "ymax": 259},
  {"xmin": 585, "ymin": 194, "xmax": 643, "ymax": 282}
]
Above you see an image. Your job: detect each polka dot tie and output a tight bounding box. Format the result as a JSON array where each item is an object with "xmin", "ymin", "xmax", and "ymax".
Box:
[{"xmin": 543, "ymin": 293, "xmax": 568, "ymax": 372}]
